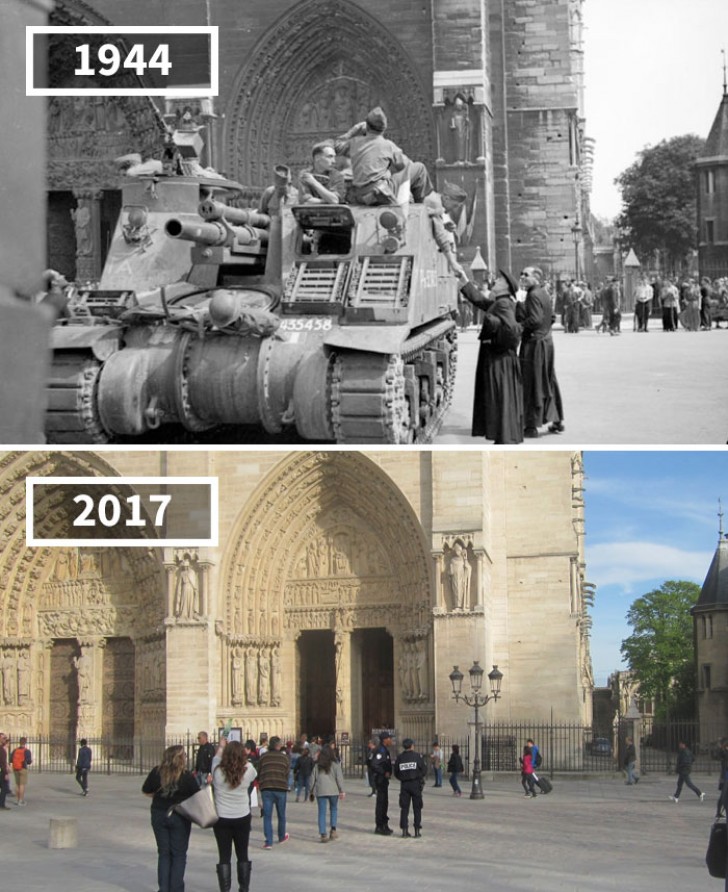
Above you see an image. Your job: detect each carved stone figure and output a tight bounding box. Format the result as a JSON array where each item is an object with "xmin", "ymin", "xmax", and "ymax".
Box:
[
  {"xmin": 231, "ymin": 649, "xmax": 243, "ymax": 705},
  {"xmin": 271, "ymin": 646, "xmax": 282, "ymax": 707},
  {"xmin": 448, "ymin": 542, "xmax": 471, "ymax": 610},
  {"xmin": 1, "ymin": 652, "xmax": 16, "ymax": 705},
  {"xmin": 16, "ymin": 650, "xmax": 31, "ymax": 704},
  {"xmin": 258, "ymin": 650, "xmax": 270, "ymax": 705},
  {"xmin": 448, "ymin": 96, "xmax": 470, "ymax": 164},
  {"xmin": 245, "ymin": 648, "xmax": 257, "ymax": 705},
  {"xmin": 74, "ymin": 650, "xmax": 93, "ymax": 705},
  {"xmin": 398, "ymin": 648, "xmax": 409, "ymax": 699},
  {"xmin": 71, "ymin": 205, "xmax": 93, "ymax": 256},
  {"xmin": 415, "ymin": 640, "xmax": 427, "ymax": 699},
  {"xmin": 174, "ymin": 558, "xmax": 199, "ymax": 619}
]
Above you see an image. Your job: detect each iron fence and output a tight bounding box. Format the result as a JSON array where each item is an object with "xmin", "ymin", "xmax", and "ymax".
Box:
[{"xmin": 11, "ymin": 718, "xmax": 726, "ymax": 779}]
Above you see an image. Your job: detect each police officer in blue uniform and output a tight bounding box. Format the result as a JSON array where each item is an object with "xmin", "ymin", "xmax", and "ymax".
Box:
[
  {"xmin": 393, "ymin": 738, "xmax": 427, "ymax": 837},
  {"xmin": 372, "ymin": 731, "xmax": 393, "ymax": 834}
]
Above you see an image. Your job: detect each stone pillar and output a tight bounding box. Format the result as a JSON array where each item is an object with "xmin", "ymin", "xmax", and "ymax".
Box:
[
  {"xmin": 474, "ymin": 551, "xmax": 485, "ymax": 610},
  {"xmin": 71, "ymin": 189, "xmax": 104, "ymax": 283}
]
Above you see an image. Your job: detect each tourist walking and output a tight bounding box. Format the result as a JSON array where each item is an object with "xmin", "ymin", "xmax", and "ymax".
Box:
[
  {"xmin": 446, "ymin": 744, "xmax": 463, "ymax": 796},
  {"xmin": 393, "ymin": 738, "xmax": 427, "ymax": 837},
  {"xmin": 517, "ymin": 267, "xmax": 564, "ymax": 437},
  {"xmin": 623, "ymin": 736, "xmax": 639, "ymax": 785},
  {"xmin": 75, "ymin": 738, "xmax": 92, "ymax": 796},
  {"xmin": 294, "ymin": 746, "xmax": 313, "ymax": 802},
  {"xmin": 430, "ymin": 742, "xmax": 443, "ymax": 787},
  {"xmin": 459, "ymin": 269, "xmax": 523, "ymax": 444},
  {"xmin": 365, "ymin": 738, "xmax": 378, "ymax": 796},
  {"xmin": 669, "ymin": 740, "xmax": 704, "ymax": 803},
  {"xmin": 310, "ymin": 745, "xmax": 345, "ymax": 842},
  {"xmin": 142, "ymin": 744, "xmax": 198, "ymax": 892},
  {"xmin": 10, "ymin": 736, "xmax": 32, "ymax": 806},
  {"xmin": 258, "ymin": 735, "xmax": 290, "ymax": 848},
  {"xmin": 0, "ymin": 732, "xmax": 10, "ymax": 810},
  {"xmin": 211, "ymin": 738, "xmax": 257, "ymax": 892},
  {"xmin": 520, "ymin": 743, "xmax": 537, "ymax": 797}
]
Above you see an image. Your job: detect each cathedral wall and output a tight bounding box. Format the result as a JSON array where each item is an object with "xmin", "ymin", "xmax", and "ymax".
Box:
[{"xmin": 501, "ymin": 0, "xmax": 581, "ymax": 276}]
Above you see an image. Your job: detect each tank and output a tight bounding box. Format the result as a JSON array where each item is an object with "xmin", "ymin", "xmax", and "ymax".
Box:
[{"xmin": 46, "ymin": 161, "xmax": 459, "ymax": 444}]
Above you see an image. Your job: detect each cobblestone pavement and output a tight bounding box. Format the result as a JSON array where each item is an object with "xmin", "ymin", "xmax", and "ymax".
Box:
[
  {"xmin": 0, "ymin": 771, "xmax": 720, "ymax": 891},
  {"xmin": 436, "ymin": 317, "xmax": 728, "ymax": 445}
]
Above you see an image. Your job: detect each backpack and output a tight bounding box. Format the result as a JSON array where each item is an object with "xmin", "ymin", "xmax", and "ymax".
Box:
[
  {"xmin": 535, "ymin": 751, "xmax": 543, "ymax": 768},
  {"xmin": 11, "ymin": 747, "xmax": 28, "ymax": 771}
]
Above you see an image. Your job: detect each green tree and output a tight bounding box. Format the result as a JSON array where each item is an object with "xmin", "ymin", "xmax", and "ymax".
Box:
[
  {"xmin": 620, "ymin": 580, "xmax": 701, "ymax": 719},
  {"xmin": 615, "ymin": 135, "xmax": 705, "ymax": 273}
]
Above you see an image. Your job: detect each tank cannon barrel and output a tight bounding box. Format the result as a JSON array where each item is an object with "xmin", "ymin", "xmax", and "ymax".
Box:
[
  {"xmin": 198, "ymin": 199, "xmax": 271, "ymax": 229},
  {"xmin": 165, "ymin": 218, "xmax": 229, "ymax": 245},
  {"xmin": 165, "ymin": 218, "xmax": 269, "ymax": 248}
]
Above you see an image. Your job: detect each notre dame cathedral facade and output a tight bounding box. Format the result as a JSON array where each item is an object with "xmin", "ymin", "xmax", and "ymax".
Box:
[{"xmin": 0, "ymin": 450, "xmax": 593, "ymax": 746}]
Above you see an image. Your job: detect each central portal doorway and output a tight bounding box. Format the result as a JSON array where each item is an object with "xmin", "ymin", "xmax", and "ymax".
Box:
[
  {"xmin": 354, "ymin": 628, "xmax": 394, "ymax": 736},
  {"xmin": 298, "ymin": 630, "xmax": 336, "ymax": 738}
]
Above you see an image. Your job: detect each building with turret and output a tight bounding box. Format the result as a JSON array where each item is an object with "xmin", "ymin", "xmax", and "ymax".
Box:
[
  {"xmin": 697, "ymin": 74, "xmax": 728, "ymax": 278},
  {"xmin": 692, "ymin": 513, "xmax": 728, "ymax": 741}
]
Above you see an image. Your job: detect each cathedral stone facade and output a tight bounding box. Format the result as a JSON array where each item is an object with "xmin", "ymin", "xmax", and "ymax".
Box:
[
  {"xmin": 46, "ymin": 0, "xmax": 590, "ymax": 284},
  {"xmin": 0, "ymin": 450, "xmax": 593, "ymax": 746}
]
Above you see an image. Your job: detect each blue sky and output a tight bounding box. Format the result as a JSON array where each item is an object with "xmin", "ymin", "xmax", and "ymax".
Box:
[
  {"xmin": 584, "ymin": 0, "xmax": 728, "ymax": 219},
  {"xmin": 583, "ymin": 451, "xmax": 725, "ymax": 685}
]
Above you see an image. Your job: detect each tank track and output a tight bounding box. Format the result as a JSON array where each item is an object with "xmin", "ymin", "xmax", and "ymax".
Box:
[
  {"xmin": 330, "ymin": 319, "xmax": 457, "ymax": 444},
  {"xmin": 45, "ymin": 352, "xmax": 110, "ymax": 444}
]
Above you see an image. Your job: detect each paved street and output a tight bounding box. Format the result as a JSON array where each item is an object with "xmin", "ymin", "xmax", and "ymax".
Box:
[
  {"xmin": 0, "ymin": 770, "xmax": 720, "ymax": 891},
  {"xmin": 436, "ymin": 316, "xmax": 728, "ymax": 445}
]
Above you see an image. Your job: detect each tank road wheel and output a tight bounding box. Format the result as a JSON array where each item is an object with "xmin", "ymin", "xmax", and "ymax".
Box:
[
  {"xmin": 46, "ymin": 352, "xmax": 110, "ymax": 444},
  {"xmin": 331, "ymin": 353, "xmax": 414, "ymax": 444}
]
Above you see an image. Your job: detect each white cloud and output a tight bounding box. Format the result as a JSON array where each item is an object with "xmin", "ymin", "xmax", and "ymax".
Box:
[{"xmin": 586, "ymin": 541, "xmax": 713, "ymax": 588}]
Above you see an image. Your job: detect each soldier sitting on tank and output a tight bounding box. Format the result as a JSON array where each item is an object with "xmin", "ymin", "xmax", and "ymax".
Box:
[
  {"xmin": 424, "ymin": 193, "xmax": 464, "ymax": 279},
  {"xmin": 298, "ymin": 141, "xmax": 348, "ymax": 205},
  {"xmin": 334, "ymin": 106, "xmax": 433, "ymax": 206}
]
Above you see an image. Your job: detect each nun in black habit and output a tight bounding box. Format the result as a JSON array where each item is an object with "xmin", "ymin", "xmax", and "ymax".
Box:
[{"xmin": 459, "ymin": 269, "xmax": 523, "ymax": 444}]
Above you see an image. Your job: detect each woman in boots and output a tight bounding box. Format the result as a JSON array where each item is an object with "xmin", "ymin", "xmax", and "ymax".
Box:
[
  {"xmin": 142, "ymin": 744, "xmax": 198, "ymax": 892},
  {"xmin": 211, "ymin": 739, "xmax": 257, "ymax": 892}
]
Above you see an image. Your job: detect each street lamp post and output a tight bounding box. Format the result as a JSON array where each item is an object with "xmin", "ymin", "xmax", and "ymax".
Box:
[{"xmin": 448, "ymin": 662, "xmax": 504, "ymax": 799}]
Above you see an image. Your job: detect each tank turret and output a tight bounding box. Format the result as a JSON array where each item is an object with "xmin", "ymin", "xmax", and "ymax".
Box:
[{"xmin": 46, "ymin": 152, "xmax": 459, "ymax": 444}]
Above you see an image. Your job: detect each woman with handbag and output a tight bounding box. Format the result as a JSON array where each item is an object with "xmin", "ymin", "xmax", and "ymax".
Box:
[
  {"xmin": 310, "ymin": 745, "xmax": 345, "ymax": 842},
  {"xmin": 142, "ymin": 744, "xmax": 198, "ymax": 892},
  {"xmin": 211, "ymin": 738, "xmax": 257, "ymax": 892}
]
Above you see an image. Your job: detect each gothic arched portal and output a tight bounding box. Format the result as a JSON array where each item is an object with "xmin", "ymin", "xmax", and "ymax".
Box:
[
  {"xmin": 219, "ymin": 452, "xmax": 435, "ymax": 741},
  {"xmin": 224, "ymin": 0, "xmax": 436, "ymax": 188},
  {"xmin": 0, "ymin": 452, "xmax": 165, "ymax": 745}
]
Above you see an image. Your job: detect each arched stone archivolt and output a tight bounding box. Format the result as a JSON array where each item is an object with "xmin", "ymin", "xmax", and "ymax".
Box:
[
  {"xmin": 0, "ymin": 451, "xmax": 165, "ymax": 735},
  {"xmin": 218, "ymin": 452, "xmax": 434, "ymax": 726},
  {"xmin": 224, "ymin": 0, "xmax": 436, "ymax": 188}
]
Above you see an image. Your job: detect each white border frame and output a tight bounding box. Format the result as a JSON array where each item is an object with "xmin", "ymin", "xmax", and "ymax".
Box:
[
  {"xmin": 26, "ymin": 476, "xmax": 219, "ymax": 547},
  {"xmin": 26, "ymin": 25, "xmax": 218, "ymax": 97}
]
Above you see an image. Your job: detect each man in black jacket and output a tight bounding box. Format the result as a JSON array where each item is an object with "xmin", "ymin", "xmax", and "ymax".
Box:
[
  {"xmin": 393, "ymin": 739, "xmax": 427, "ymax": 838},
  {"xmin": 194, "ymin": 731, "xmax": 216, "ymax": 788},
  {"xmin": 670, "ymin": 741, "xmax": 704, "ymax": 803},
  {"xmin": 371, "ymin": 732, "xmax": 394, "ymax": 835}
]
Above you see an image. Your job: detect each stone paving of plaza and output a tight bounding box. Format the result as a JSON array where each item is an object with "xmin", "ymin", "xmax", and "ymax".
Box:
[
  {"xmin": 0, "ymin": 770, "xmax": 721, "ymax": 891},
  {"xmin": 436, "ymin": 316, "xmax": 728, "ymax": 445}
]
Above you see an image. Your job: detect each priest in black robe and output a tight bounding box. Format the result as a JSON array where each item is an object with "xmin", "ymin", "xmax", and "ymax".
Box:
[{"xmin": 459, "ymin": 269, "xmax": 523, "ymax": 444}]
